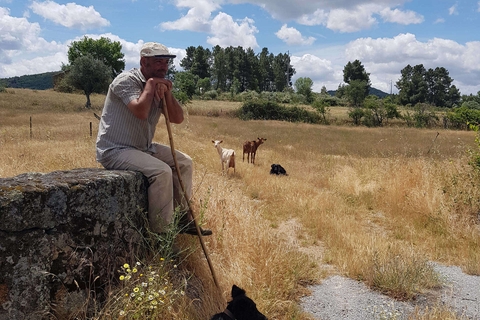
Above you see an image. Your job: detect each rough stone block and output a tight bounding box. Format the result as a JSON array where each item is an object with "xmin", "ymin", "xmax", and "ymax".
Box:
[{"xmin": 0, "ymin": 168, "xmax": 149, "ymax": 319}]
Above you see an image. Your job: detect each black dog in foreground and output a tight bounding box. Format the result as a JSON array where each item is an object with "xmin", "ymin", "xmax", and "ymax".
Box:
[
  {"xmin": 210, "ymin": 285, "xmax": 267, "ymax": 320},
  {"xmin": 270, "ymin": 163, "xmax": 288, "ymax": 175}
]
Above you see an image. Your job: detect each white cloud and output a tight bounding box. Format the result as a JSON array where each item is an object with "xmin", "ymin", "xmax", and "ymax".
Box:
[
  {"xmin": 378, "ymin": 7, "xmax": 423, "ymax": 24},
  {"xmin": 448, "ymin": 3, "xmax": 458, "ymax": 15},
  {"xmin": 296, "ymin": 9, "xmax": 329, "ymax": 26},
  {"xmin": 344, "ymin": 33, "xmax": 480, "ymax": 93},
  {"xmin": 288, "ymin": 31, "xmax": 480, "ymax": 95},
  {"xmin": 275, "ymin": 24, "xmax": 315, "ymax": 46},
  {"xmin": 290, "ymin": 53, "xmax": 342, "ymax": 92},
  {"xmin": 231, "ymin": 0, "xmax": 423, "ymax": 32},
  {"xmin": 29, "ymin": 1, "xmax": 109, "ymax": 30},
  {"xmin": 294, "ymin": 3, "xmax": 422, "ymax": 33},
  {"xmin": 207, "ymin": 12, "xmax": 259, "ymax": 49},
  {"xmin": 345, "ymin": 33, "xmax": 473, "ymax": 69},
  {"xmin": 174, "ymin": 0, "xmax": 222, "ymax": 10},
  {"xmin": 230, "ymin": 0, "xmax": 403, "ymax": 21},
  {"xmin": 0, "ymin": 7, "xmax": 66, "ymax": 77},
  {"xmin": 291, "ymin": 54, "xmax": 335, "ymax": 79},
  {"xmin": 0, "ymin": 8, "xmax": 33, "ymax": 52},
  {"xmin": 434, "ymin": 18, "xmax": 445, "ymax": 24},
  {"xmin": 326, "ymin": 6, "xmax": 378, "ymax": 32},
  {"xmin": 161, "ymin": 1, "xmax": 258, "ymax": 48},
  {"xmin": 1, "ymin": 52, "xmax": 66, "ymax": 77},
  {"xmin": 160, "ymin": 13, "xmax": 211, "ymax": 32},
  {"xmin": 160, "ymin": 0, "xmax": 218, "ymax": 32}
]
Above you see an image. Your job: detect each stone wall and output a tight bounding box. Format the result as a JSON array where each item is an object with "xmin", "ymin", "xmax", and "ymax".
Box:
[{"xmin": 0, "ymin": 168, "xmax": 149, "ymax": 319}]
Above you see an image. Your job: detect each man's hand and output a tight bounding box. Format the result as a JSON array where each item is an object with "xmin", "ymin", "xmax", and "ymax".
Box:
[
  {"xmin": 128, "ymin": 77, "xmax": 177, "ymax": 120},
  {"xmin": 155, "ymin": 79, "xmax": 173, "ymax": 101},
  {"xmin": 155, "ymin": 83, "xmax": 168, "ymax": 102}
]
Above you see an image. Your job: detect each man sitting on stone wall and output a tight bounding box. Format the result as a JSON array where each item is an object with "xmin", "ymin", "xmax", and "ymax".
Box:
[{"xmin": 96, "ymin": 42, "xmax": 212, "ymax": 236}]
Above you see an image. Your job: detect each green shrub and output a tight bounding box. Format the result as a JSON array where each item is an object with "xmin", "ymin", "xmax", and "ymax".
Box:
[
  {"xmin": 237, "ymin": 99, "xmax": 321, "ymax": 123},
  {"xmin": 404, "ymin": 103, "xmax": 439, "ymax": 128},
  {"xmin": 348, "ymin": 107, "xmax": 364, "ymax": 125},
  {"xmin": 315, "ymin": 94, "xmax": 345, "ymax": 107},
  {"xmin": 446, "ymin": 106, "xmax": 480, "ymax": 129},
  {"xmin": 468, "ymin": 124, "xmax": 480, "ymax": 171},
  {"xmin": 238, "ymin": 90, "xmax": 260, "ymax": 101},
  {"xmin": 55, "ymin": 77, "xmax": 75, "ymax": 93},
  {"xmin": 361, "ymin": 108, "xmax": 377, "ymax": 127},
  {"xmin": 462, "ymin": 100, "xmax": 480, "ymax": 110},
  {"xmin": 311, "ymin": 99, "xmax": 330, "ymax": 124},
  {"xmin": 258, "ymin": 91, "xmax": 292, "ymax": 104},
  {"xmin": 173, "ymin": 90, "xmax": 190, "ymax": 105},
  {"xmin": 203, "ymin": 90, "xmax": 218, "ymax": 100}
]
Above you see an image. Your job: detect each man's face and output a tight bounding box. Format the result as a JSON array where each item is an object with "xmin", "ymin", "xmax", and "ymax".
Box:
[{"xmin": 143, "ymin": 57, "xmax": 169, "ymax": 78}]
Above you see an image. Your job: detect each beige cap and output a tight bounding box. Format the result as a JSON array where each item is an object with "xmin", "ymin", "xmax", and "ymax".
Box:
[{"xmin": 140, "ymin": 42, "xmax": 176, "ymax": 58}]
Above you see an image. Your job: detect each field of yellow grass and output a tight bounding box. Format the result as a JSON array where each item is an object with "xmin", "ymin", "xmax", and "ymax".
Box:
[{"xmin": 1, "ymin": 89, "xmax": 479, "ymax": 319}]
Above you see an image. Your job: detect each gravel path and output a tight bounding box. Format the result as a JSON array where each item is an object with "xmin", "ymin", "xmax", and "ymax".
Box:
[
  {"xmin": 300, "ymin": 262, "xmax": 480, "ymax": 320},
  {"xmin": 277, "ymin": 219, "xmax": 480, "ymax": 319}
]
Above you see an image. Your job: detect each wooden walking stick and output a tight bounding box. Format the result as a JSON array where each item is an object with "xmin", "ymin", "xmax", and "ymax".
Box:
[{"xmin": 161, "ymin": 98, "xmax": 220, "ymax": 289}]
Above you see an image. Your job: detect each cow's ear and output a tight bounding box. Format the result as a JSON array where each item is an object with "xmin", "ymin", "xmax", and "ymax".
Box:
[{"xmin": 231, "ymin": 285, "xmax": 246, "ymax": 298}]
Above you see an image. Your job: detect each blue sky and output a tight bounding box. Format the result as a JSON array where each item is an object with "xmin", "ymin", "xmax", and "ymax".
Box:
[{"xmin": 1, "ymin": 0, "xmax": 479, "ymax": 95}]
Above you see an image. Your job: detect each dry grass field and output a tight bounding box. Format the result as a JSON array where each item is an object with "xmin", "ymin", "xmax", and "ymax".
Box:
[{"xmin": 1, "ymin": 89, "xmax": 479, "ymax": 319}]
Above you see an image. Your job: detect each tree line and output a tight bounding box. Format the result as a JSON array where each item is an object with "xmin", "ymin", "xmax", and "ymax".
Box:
[
  {"xmin": 5, "ymin": 36, "xmax": 478, "ymax": 130},
  {"xmin": 177, "ymin": 45, "xmax": 295, "ymax": 95}
]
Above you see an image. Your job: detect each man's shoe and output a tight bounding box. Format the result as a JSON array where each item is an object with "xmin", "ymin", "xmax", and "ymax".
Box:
[{"xmin": 179, "ymin": 223, "xmax": 213, "ymax": 236}]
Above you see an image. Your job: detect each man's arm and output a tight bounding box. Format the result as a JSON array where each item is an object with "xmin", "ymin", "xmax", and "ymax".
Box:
[
  {"xmin": 160, "ymin": 84, "xmax": 184, "ymax": 124},
  {"xmin": 127, "ymin": 78, "xmax": 183, "ymax": 123}
]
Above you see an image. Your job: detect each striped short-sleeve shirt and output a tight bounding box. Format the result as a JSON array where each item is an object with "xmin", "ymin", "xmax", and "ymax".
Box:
[{"xmin": 96, "ymin": 68, "xmax": 162, "ymax": 162}]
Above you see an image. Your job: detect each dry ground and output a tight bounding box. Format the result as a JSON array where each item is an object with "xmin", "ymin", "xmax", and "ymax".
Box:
[{"xmin": 1, "ymin": 90, "xmax": 479, "ymax": 319}]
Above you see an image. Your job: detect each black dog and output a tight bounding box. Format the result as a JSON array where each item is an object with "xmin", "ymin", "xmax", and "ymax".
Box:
[
  {"xmin": 210, "ymin": 285, "xmax": 267, "ymax": 320},
  {"xmin": 270, "ymin": 163, "xmax": 288, "ymax": 175}
]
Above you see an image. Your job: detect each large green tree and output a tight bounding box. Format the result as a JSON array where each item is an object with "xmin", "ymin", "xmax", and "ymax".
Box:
[
  {"xmin": 342, "ymin": 60, "xmax": 371, "ymax": 107},
  {"xmin": 67, "ymin": 36, "xmax": 125, "ymax": 78},
  {"xmin": 294, "ymin": 77, "xmax": 314, "ymax": 103},
  {"xmin": 258, "ymin": 48, "xmax": 274, "ymax": 92},
  {"xmin": 177, "ymin": 45, "xmax": 295, "ymax": 96},
  {"xmin": 343, "ymin": 60, "xmax": 371, "ymax": 96},
  {"xmin": 242, "ymin": 47, "xmax": 260, "ymax": 92},
  {"xmin": 345, "ymin": 79, "xmax": 368, "ymax": 107},
  {"xmin": 181, "ymin": 46, "xmax": 211, "ymax": 80},
  {"xmin": 426, "ymin": 67, "xmax": 460, "ymax": 107},
  {"xmin": 67, "ymin": 54, "xmax": 111, "ymax": 108},
  {"xmin": 211, "ymin": 45, "xmax": 228, "ymax": 91},
  {"xmin": 272, "ymin": 53, "xmax": 295, "ymax": 92},
  {"xmin": 396, "ymin": 64, "xmax": 460, "ymax": 107},
  {"xmin": 174, "ymin": 71, "xmax": 197, "ymax": 100}
]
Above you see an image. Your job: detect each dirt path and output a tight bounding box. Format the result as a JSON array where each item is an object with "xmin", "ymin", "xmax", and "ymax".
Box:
[{"xmin": 277, "ymin": 219, "xmax": 480, "ymax": 320}]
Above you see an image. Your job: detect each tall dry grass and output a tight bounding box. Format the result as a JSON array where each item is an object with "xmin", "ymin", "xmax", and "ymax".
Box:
[{"xmin": 1, "ymin": 89, "xmax": 479, "ymax": 319}]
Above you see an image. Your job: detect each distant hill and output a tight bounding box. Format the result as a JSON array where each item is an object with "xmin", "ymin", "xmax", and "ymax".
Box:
[
  {"xmin": 0, "ymin": 71, "xmax": 60, "ymax": 90},
  {"xmin": 369, "ymin": 87, "xmax": 390, "ymax": 98},
  {"xmin": 328, "ymin": 87, "xmax": 390, "ymax": 98}
]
